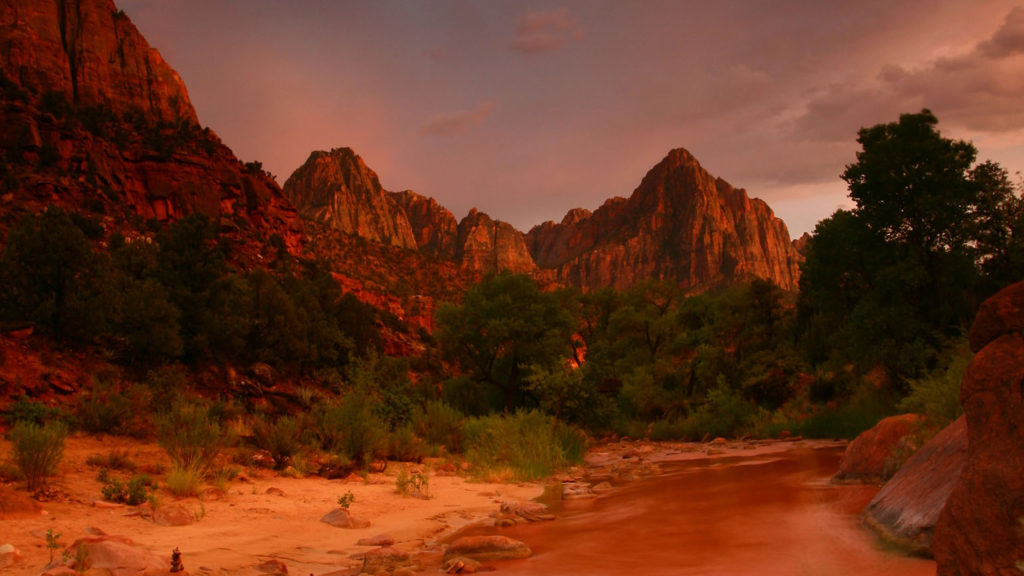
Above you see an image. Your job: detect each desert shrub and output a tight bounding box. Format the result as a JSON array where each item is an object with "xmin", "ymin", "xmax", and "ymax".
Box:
[
  {"xmin": 463, "ymin": 410, "xmax": 586, "ymax": 481},
  {"xmin": 337, "ymin": 490, "xmax": 355, "ymax": 509},
  {"xmin": 156, "ymin": 401, "xmax": 224, "ymax": 475},
  {"xmin": 101, "ymin": 474, "xmax": 152, "ymax": 505},
  {"xmin": 85, "ymin": 449, "xmax": 136, "ymax": 472},
  {"xmin": 76, "ymin": 382, "xmax": 133, "ymax": 435},
  {"xmin": 4, "ymin": 395, "xmax": 65, "ymax": 426},
  {"xmin": 412, "ymin": 401, "xmax": 465, "ymax": 454},
  {"xmin": 387, "ymin": 426, "xmax": 426, "ymax": 462},
  {"xmin": 143, "ymin": 364, "xmax": 190, "ymax": 410},
  {"xmin": 312, "ymin": 393, "xmax": 386, "ymax": 468},
  {"xmin": 395, "ymin": 466, "xmax": 430, "ymax": 498},
  {"xmin": 788, "ymin": 388, "xmax": 895, "ymax": 439},
  {"xmin": 10, "ymin": 420, "xmax": 67, "ymax": 492},
  {"xmin": 899, "ymin": 345, "xmax": 970, "ymax": 427},
  {"xmin": 165, "ymin": 463, "xmax": 203, "ymax": 498},
  {"xmin": 250, "ymin": 414, "xmax": 304, "ymax": 470}
]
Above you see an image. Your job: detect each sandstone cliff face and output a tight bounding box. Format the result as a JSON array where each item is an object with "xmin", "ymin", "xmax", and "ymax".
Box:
[
  {"xmin": 1, "ymin": 0, "xmax": 196, "ymax": 125},
  {"xmin": 283, "ymin": 148, "xmax": 417, "ymax": 250},
  {"xmin": 390, "ymin": 190, "xmax": 459, "ymax": 259},
  {"xmin": 526, "ymin": 149, "xmax": 802, "ymax": 292},
  {"xmin": 0, "ymin": 0, "xmax": 303, "ymax": 262},
  {"xmin": 457, "ymin": 208, "xmax": 537, "ymax": 275},
  {"xmin": 934, "ymin": 281, "xmax": 1024, "ymax": 576}
]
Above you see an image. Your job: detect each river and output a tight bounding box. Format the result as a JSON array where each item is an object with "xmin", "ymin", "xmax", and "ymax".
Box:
[{"xmin": 487, "ymin": 444, "xmax": 936, "ymax": 575}]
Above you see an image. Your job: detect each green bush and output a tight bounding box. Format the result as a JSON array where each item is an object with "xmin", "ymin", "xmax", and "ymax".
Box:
[
  {"xmin": 679, "ymin": 380, "xmax": 761, "ymax": 440},
  {"xmin": 4, "ymin": 395, "xmax": 67, "ymax": 426},
  {"xmin": 899, "ymin": 345, "xmax": 969, "ymax": 427},
  {"xmin": 156, "ymin": 401, "xmax": 224, "ymax": 475},
  {"xmin": 100, "ymin": 474, "xmax": 151, "ymax": 505},
  {"xmin": 76, "ymin": 382, "xmax": 133, "ymax": 435},
  {"xmin": 312, "ymin": 394, "xmax": 386, "ymax": 468},
  {"xmin": 10, "ymin": 421, "xmax": 67, "ymax": 492},
  {"xmin": 250, "ymin": 414, "xmax": 304, "ymax": 470},
  {"xmin": 412, "ymin": 401, "xmax": 465, "ymax": 454},
  {"xmin": 165, "ymin": 463, "xmax": 203, "ymax": 497},
  {"xmin": 387, "ymin": 426, "xmax": 426, "ymax": 462},
  {"xmin": 85, "ymin": 449, "xmax": 136, "ymax": 472},
  {"xmin": 464, "ymin": 410, "xmax": 586, "ymax": 481}
]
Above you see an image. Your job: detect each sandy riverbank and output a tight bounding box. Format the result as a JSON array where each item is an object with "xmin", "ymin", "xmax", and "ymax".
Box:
[{"xmin": 0, "ymin": 434, "xmax": 545, "ymax": 576}]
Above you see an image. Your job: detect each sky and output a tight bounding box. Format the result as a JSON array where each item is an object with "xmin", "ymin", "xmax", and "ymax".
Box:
[{"xmin": 118, "ymin": 0, "xmax": 1024, "ymax": 239}]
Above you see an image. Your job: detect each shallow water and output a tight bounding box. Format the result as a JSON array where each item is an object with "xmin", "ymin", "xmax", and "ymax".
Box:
[{"xmin": 490, "ymin": 445, "xmax": 935, "ymax": 575}]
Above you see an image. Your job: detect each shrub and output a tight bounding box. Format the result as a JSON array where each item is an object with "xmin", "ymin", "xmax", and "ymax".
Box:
[
  {"xmin": 386, "ymin": 426, "xmax": 426, "ymax": 462},
  {"xmin": 312, "ymin": 394, "xmax": 386, "ymax": 468},
  {"xmin": 899, "ymin": 345, "xmax": 969, "ymax": 427},
  {"xmin": 250, "ymin": 414, "xmax": 304, "ymax": 470},
  {"xmin": 3, "ymin": 395, "xmax": 65, "ymax": 426},
  {"xmin": 395, "ymin": 466, "xmax": 430, "ymax": 498},
  {"xmin": 100, "ymin": 474, "xmax": 153, "ymax": 505},
  {"xmin": 157, "ymin": 401, "xmax": 224, "ymax": 476},
  {"xmin": 85, "ymin": 449, "xmax": 136, "ymax": 472},
  {"xmin": 463, "ymin": 410, "xmax": 586, "ymax": 481},
  {"xmin": 165, "ymin": 463, "xmax": 204, "ymax": 497},
  {"xmin": 337, "ymin": 490, "xmax": 355, "ymax": 509},
  {"xmin": 76, "ymin": 382, "xmax": 133, "ymax": 435},
  {"xmin": 412, "ymin": 401, "xmax": 465, "ymax": 455},
  {"xmin": 10, "ymin": 421, "xmax": 67, "ymax": 492},
  {"xmin": 679, "ymin": 381, "xmax": 761, "ymax": 440}
]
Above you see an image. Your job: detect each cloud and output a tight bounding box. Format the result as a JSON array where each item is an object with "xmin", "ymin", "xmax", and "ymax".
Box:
[
  {"xmin": 793, "ymin": 6, "xmax": 1024, "ymax": 143},
  {"xmin": 511, "ymin": 8, "xmax": 583, "ymax": 54},
  {"xmin": 419, "ymin": 101, "xmax": 496, "ymax": 137}
]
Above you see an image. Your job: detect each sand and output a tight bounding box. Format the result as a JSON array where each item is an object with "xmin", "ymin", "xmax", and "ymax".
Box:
[{"xmin": 0, "ymin": 434, "xmax": 544, "ymax": 576}]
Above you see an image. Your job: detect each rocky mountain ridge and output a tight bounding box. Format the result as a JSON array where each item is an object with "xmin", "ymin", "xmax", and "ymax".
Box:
[{"xmin": 285, "ymin": 147, "xmax": 802, "ymax": 292}]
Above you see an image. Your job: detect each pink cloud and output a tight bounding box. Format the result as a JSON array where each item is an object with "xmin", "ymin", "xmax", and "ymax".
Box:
[
  {"xmin": 419, "ymin": 101, "xmax": 496, "ymax": 137},
  {"xmin": 511, "ymin": 8, "xmax": 583, "ymax": 54}
]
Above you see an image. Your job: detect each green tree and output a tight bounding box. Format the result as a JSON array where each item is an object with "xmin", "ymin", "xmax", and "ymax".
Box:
[{"xmin": 435, "ymin": 272, "xmax": 576, "ymax": 413}]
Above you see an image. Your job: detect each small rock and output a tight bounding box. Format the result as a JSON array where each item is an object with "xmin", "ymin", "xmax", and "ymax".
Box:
[
  {"xmin": 356, "ymin": 534, "xmax": 395, "ymax": 547},
  {"xmin": 321, "ymin": 508, "xmax": 371, "ymax": 529},
  {"xmin": 499, "ymin": 500, "xmax": 554, "ymax": 522},
  {"xmin": 153, "ymin": 504, "xmax": 196, "ymax": 526},
  {"xmin": 256, "ymin": 558, "xmax": 289, "ymax": 575},
  {"xmin": 361, "ymin": 546, "xmax": 409, "ymax": 573},
  {"xmin": 443, "ymin": 556, "xmax": 484, "ymax": 574},
  {"xmin": 265, "ymin": 487, "xmax": 286, "ymax": 497},
  {"xmin": 0, "ymin": 544, "xmax": 23, "ymax": 568},
  {"xmin": 591, "ymin": 482, "xmax": 613, "ymax": 493}
]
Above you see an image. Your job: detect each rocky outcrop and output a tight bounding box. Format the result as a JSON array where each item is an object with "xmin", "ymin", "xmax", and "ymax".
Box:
[
  {"xmin": 1, "ymin": 0, "xmax": 196, "ymax": 125},
  {"xmin": 283, "ymin": 148, "xmax": 417, "ymax": 249},
  {"xmin": 390, "ymin": 189, "xmax": 459, "ymax": 258},
  {"xmin": 444, "ymin": 535, "xmax": 532, "ymax": 562},
  {"xmin": 862, "ymin": 416, "xmax": 967, "ymax": 556},
  {"xmin": 41, "ymin": 534, "xmax": 170, "ymax": 576},
  {"xmin": 934, "ymin": 281, "xmax": 1024, "ymax": 575},
  {"xmin": 526, "ymin": 148, "xmax": 802, "ymax": 291},
  {"xmin": 833, "ymin": 414, "xmax": 924, "ymax": 484},
  {"xmin": 0, "ymin": 0, "xmax": 303, "ymax": 261},
  {"xmin": 457, "ymin": 208, "xmax": 537, "ymax": 275}
]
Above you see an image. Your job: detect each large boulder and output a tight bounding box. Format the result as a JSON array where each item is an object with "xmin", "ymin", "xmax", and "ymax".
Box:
[
  {"xmin": 934, "ymin": 281, "xmax": 1024, "ymax": 575},
  {"xmin": 40, "ymin": 535, "xmax": 171, "ymax": 576},
  {"xmin": 833, "ymin": 413, "xmax": 924, "ymax": 483},
  {"xmin": 862, "ymin": 416, "xmax": 967, "ymax": 555}
]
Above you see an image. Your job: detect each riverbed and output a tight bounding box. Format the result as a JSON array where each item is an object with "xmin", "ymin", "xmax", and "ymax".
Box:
[{"xmin": 488, "ymin": 443, "xmax": 936, "ymax": 575}]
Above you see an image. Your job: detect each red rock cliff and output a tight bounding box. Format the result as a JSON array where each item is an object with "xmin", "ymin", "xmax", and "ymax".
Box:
[
  {"xmin": 0, "ymin": 0, "xmax": 302, "ymax": 259},
  {"xmin": 526, "ymin": 148, "xmax": 802, "ymax": 291},
  {"xmin": 283, "ymin": 148, "xmax": 418, "ymax": 250},
  {"xmin": 390, "ymin": 190, "xmax": 459, "ymax": 259},
  {"xmin": 457, "ymin": 208, "xmax": 537, "ymax": 275}
]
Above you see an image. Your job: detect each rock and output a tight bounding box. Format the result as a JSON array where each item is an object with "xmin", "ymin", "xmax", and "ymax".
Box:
[
  {"xmin": 444, "ymin": 535, "xmax": 532, "ymax": 562},
  {"xmin": 255, "ymin": 558, "xmax": 288, "ymax": 575},
  {"xmin": 0, "ymin": 487, "xmax": 41, "ymax": 518},
  {"xmin": 862, "ymin": 416, "xmax": 967, "ymax": 555},
  {"xmin": 153, "ymin": 504, "xmax": 195, "ymax": 526},
  {"xmin": 356, "ymin": 534, "xmax": 395, "ymax": 547},
  {"xmin": 0, "ymin": 543, "xmax": 23, "ymax": 568},
  {"xmin": 935, "ymin": 280, "xmax": 1024, "ymax": 575},
  {"xmin": 284, "ymin": 148, "xmax": 418, "ymax": 249},
  {"xmin": 833, "ymin": 414, "xmax": 924, "ymax": 483},
  {"xmin": 391, "ymin": 190, "xmax": 460, "ymax": 258},
  {"xmin": 360, "ymin": 546, "xmax": 409, "ymax": 573},
  {"xmin": 456, "ymin": 208, "xmax": 537, "ymax": 274},
  {"xmin": 443, "ymin": 556, "xmax": 484, "ymax": 574},
  {"xmin": 265, "ymin": 487, "xmax": 286, "ymax": 497},
  {"xmin": 525, "ymin": 148, "xmax": 802, "ymax": 291},
  {"xmin": 561, "ymin": 482, "xmax": 596, "ymax": 499},
  {"xmin": 320, "ymin": 508, "xmax": 371, "ymax": 529},
  {"xmin": 499, "ymin": 500, "xmax": 554, "ymax": 522},
  {"xmin": 46, "ymin": 535, "xmax": 168, "ymax": 576}
]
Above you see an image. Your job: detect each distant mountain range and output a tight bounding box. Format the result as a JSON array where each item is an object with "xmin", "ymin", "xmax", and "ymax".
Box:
[{"xmin": 0, "ymin": 0, "xmax": 802, "ymax": 340}]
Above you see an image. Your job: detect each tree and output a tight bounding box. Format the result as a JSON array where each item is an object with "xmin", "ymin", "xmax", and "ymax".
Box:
[
  {"xmin": 435, "ymin": 272, "xmax": 576, "ymax": 413},
  {"xmin": 800, "ymin": 110, "xmax": 1022, "ymax": 380}
]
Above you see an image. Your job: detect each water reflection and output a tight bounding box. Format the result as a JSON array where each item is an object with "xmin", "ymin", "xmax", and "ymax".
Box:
[{"xmin": 489, "ymin": 446, "xmax": 935, "ymax": 575}]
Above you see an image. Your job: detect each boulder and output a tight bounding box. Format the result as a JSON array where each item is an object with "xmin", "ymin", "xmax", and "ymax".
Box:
[
  {"xmin": 0, "ymin": 544, "xmax": 23, "ymax": 568},
  {"xmin": 153, "ymin": 504, "xmax": 196, "ymax": 526},
  {"xmin": 361, "ymin": 546, "xmax": 409, "ymax": 573},
  {"xmin": 42, "ymin": 535, "xmax": 169, "ymax": 576},
  {"xmin": 862, "ymin": 416, "xmax": 967, "ymax": 555},
  {"xmin": 935, "ymin": 280, "xmax": 1024, "ymax": 575},
  {"xmin": 443, "ymin": 535, "xmax": 532, "ymax": 562},
  {"xmin": 499, "ymin": 500, "xmax": 554, "ymax": 522},
  {"xmin": 833, "ymin": 413, "xmax": 924, "ymax": 483},
  {"xmin": 255, "ymin": 558, "xmax": 288, "ymax": 575},
  {"xmin": 320, "ymin": 508, "xmax": 370, "ymax": 529},
  {"xmin": 356, "ymin": 534, "xmax": 395, "ymax": 547}
]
